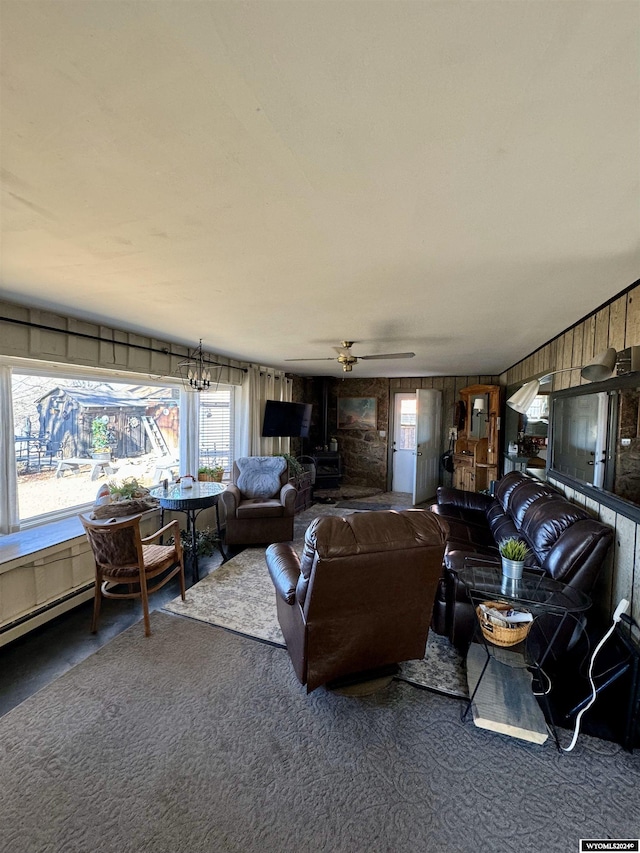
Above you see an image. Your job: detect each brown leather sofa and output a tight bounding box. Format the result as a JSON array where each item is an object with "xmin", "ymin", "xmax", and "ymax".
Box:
[
  {"xmin": 221, "ymin": 457, "xmax": 297, "ymax": 546},
  {"xmin": 429, "ymin": 471, "xmax": 614, "ymax": 649},
  {"xmin": 265, "ymin": 509, "xmax": 448, "ymax": 692}
]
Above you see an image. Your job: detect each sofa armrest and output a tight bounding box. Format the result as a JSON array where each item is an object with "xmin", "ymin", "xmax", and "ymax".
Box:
[
  {"xmin": 221, "ymin": 484, "xmax": 241, "ymax": 515},
  {"xmin": 436, "ymin": 485, "xmax": 495, "ymax": 512},
  {"xmin": 279, "ymin": 482, "xmax": 297, "ymax": 516},
  {"xmin": 266, "ymin": 542, "xmax": 300, "ymax": 604}
]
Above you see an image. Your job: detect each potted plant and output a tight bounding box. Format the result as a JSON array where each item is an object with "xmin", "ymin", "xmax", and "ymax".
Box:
[
  {"xmin": 91, "ymin": 417, "xmax": 111, "ymax": 460},
  {"xmin": 498, "ymin": 537, "xmax": 529, "ymax": 580},
  {"xmin": 169, "ymin": 526, "xmax": 220, "ymax": 557},
  {"xmin": 277, "ymin": 453, "xmax": 304, "ymax": 482},
  {"xmin": 107, "ymin": 477, "xmax": 147, "ymax": 501},
  {"xmin": 198, "ymin": 464, "xmax": 224, "ymax": 482}
]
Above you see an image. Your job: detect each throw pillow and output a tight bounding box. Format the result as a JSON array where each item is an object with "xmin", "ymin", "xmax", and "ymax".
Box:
[{"xmin": 236, "ymin": 456, "xmax": 287, "ymax": 499}]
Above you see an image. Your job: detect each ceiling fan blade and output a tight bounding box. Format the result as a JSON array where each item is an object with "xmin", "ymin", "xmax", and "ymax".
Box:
[
  {"xmin": 359, "ymin": 352, "xmax": 415, "ymax": 360},
  {"xmin": 284, "ymin": 357, "xmax": 336, "ymax": 362}
]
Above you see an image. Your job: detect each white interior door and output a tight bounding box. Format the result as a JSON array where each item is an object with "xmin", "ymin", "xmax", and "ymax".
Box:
[
  {"xmin": 391, "ymin": 392, "xmax": 416, "ymax": 494},
  {"xmin": 413, "ymin": 389, "xmax": 442, "ymax": 505}
]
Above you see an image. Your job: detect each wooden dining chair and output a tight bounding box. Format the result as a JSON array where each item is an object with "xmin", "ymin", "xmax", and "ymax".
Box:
[{"xmin": 80, "ymin": 513, "xmax": 186, "ymax": 637}]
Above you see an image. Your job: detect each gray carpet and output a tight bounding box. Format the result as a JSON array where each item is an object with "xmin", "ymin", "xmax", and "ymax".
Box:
[
  {"xmin": 164, "ymin": 503, "xmax": 467, "ymax": 698},
  {"xmin": 1, "ymin": 612, "xmax": 638, "ymax": 853}
]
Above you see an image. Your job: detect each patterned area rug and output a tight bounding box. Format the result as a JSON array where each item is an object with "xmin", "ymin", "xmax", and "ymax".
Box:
[
  {"xmin": 336, "ymin": 501, "xmax": 397, "ymax": 511},
  {"xmin": 165, "ymin": 504, "xmax": 468, "ymax": 698},
  {"xmin": 312, "ymin": 485, "xmax": 384, "ymax": 502}
]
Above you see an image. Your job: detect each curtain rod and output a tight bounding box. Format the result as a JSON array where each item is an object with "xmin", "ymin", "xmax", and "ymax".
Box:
[{"xmin": 0, "ymin": 315, "xmax": 247, "ymax": 374}]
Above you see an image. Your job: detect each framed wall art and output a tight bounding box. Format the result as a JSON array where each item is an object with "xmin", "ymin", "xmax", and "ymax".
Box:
[{"xmin": 337, "ymin": 397, "xmax": 377, "ymax": 430}]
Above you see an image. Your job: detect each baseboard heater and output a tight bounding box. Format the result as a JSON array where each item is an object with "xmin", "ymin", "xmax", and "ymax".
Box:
[{"xmin": 0, "ymin": 582, "xmax": 94, "ymax": 647}]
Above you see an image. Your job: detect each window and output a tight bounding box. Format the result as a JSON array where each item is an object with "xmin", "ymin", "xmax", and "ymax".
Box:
[
  {"xmin": 11, "ymin": 370, "xmax": 180, "ymax": 524},
  {"xmin": 398, "ymin": 397, "xmax": 416, "ymax": 450},
  {"xmin": 199, "ymin": 386, "xmax": 234, "ymax": 478},
  {"xmin": 523, "ymin": 393, "xmax": 549, "ymax": 435}
]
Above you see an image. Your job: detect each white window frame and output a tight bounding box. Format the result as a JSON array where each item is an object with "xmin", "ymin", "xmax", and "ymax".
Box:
[
  {"xmin": 198, "ymin": 386, "xmax": 235, "ymax": 479},
  {"xmin": 2, "ymin": 358, "xmax": 185, "ymax": 530}
]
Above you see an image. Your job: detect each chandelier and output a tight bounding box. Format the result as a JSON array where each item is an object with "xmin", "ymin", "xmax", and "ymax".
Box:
[{"xmin": 177, "ymin": 339, "xmax": 217, "ymax": 392}]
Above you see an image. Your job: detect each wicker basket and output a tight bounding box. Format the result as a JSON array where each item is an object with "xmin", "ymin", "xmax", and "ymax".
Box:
[{"xmin": 476, "ymin": 601, "xmax": 532, "ymax": 647}]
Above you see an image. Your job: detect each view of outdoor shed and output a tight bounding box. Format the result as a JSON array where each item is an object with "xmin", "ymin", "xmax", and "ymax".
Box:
[{"xmin": 35, "ymin": 385, "xmax": 179, "ymax": 461}]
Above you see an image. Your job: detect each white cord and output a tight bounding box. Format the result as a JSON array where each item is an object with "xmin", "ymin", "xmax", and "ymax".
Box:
[
  {"xmin": 562, "ymin": 598, "xmax": 629, "ymax": 752},
  {"xmin": 532, "ymin": 667, "xmax": 551, "ymax": 696}
]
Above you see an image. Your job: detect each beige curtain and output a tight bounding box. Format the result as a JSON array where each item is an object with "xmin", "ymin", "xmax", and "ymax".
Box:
[
  {"xmin": 236, "ymin": 366, "xmax": 292, "ymax": 458},
  {"xmin": 178, "ymin": 388, "xmax": 199, "ymax": 478}
]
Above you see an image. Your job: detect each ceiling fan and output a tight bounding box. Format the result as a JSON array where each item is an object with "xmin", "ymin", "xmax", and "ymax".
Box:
[{"xmin": 285, "ymin": 341, "xmax": 415, "ymax": 372}]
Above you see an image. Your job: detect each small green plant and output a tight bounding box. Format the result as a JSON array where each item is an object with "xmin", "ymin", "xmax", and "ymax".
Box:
[
  {"xmin": 107, "ymin": 477, "xmax": 146, "ymax": 500},
  {"xmin": 277, "ymin": 453, "xmax": 304, "ymax": 479},
  {"xmin": 498, "ymin": 537, "xmax": 529, "ymax": 562},
  {"xmin": 198, "ymin": 464, "xmax": 224, "ymax": 481},
  {"xmin": 169, "ymin": 526, "xmax": 220, "ymax": 557},
  {"xmin": 91, "ymin": 417, "xmax": 110, "ymax": 451}
]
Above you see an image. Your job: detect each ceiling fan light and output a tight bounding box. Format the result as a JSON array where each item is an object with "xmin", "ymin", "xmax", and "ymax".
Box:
[{"xmin": 285, "ymin": 341, "xmax": 414, "ymax": 371}]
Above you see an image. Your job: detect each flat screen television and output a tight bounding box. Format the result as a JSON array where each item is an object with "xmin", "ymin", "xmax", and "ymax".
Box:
[{"xmin": 262, "ymin": 400, "xmax": 312, "ymax": 437}]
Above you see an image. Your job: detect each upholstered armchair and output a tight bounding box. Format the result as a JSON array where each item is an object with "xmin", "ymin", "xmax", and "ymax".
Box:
[
  {"xmin": 265, "ymin": 509, "xmax": 449, "ymax": 692},
  {"xmin": 221, "ymin": 456, "xmax": 297, "ymax": 546}
]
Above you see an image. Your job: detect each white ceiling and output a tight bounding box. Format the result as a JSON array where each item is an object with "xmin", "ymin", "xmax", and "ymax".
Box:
[{"xmin": 1, "ymin": 1, "xmax": 639, "ymax": 378}]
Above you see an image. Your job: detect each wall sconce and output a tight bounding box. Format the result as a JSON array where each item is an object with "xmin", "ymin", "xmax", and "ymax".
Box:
[
  {"xmin": 507, "ymin": 347, "xmax": 619, "ymax": 414},
  {"xmin": 472, "ymin": 397, "xmax": 489, "ymax": 421}
]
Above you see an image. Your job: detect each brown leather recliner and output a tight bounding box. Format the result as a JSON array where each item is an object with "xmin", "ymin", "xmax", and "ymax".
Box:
[
  {"xmin": 265, "ymin": 509, "xmax": 449, "ymax": 693},
  {"xmin": 222, "ymin": 456, "xmax": 297, "ymax": 546}
]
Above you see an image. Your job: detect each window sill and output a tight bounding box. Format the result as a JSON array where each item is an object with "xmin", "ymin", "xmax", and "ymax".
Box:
[
  {"xmin": 0, "ymin": 507, "xmax": 161, "ymax": 572},
  {"xmin": 0, "ymin": 516, "xmax": 86, "ymax": 571}
]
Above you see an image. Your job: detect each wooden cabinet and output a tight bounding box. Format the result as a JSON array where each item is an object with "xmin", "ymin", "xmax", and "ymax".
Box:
[
  {"xmin": 453, "ymin": 454, "xmax": 475, "ymax": 492},
  {"xmin": 292, "ymin": 471, "xmax": 313, "ymax": 513},
  {"xmin": 453, "ymin": 384, "xmax": 502, "ymax": 492}
]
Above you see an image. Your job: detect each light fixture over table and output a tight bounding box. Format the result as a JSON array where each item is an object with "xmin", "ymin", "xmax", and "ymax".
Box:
[{"xmin": 176, "ymin": 339, "xmax": 218, "ymax": 392}]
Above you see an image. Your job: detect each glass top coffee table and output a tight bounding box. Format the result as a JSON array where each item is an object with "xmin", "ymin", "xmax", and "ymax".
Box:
[
  {"xmin": 457, "ymin": 557, "xmax": 592, "ymax": 749},
  {"xmin": 458, "ymin": 560, "xmax": 591, "ymax": 618}
]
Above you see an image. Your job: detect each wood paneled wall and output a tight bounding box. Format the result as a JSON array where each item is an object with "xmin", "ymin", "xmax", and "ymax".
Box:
[
  {"xmin": 500, "ymin": 280, "xmax": 640, "ymax": 626},
  {"xmin": 502, "ymin": 283, "xmax": 640, "ymax": 392}
]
